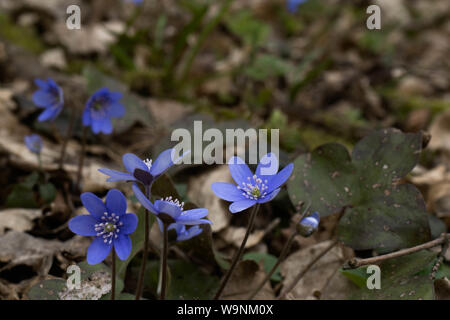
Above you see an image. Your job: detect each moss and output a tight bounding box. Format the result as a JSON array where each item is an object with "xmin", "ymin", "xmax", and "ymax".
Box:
[{"xmin": 0, "ymin": 13, "xmax": 45, "ymax": 54}]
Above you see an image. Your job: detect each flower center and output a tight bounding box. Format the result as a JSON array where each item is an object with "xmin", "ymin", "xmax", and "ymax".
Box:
[
  {"xmin": 144, "ymin": 158, "xmax": 152, "ymax": 170},
  {"xmin": 163, "ymin": 196, "xmax": 184, "ymax": 210},
  {"xmin": 94, "ymin": 212, "xmax": 123, "ymax": 244},
  {"xmin": 237, "ymin": 175, "xmax": 269, "ymax": 200}
]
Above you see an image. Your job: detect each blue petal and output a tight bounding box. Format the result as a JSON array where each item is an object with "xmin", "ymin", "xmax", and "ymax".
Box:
[
  {"xmin": 123, "ymin": 153, "xmax": 149, "ymax": 174},
  {"xmin": 37, "ymin": 107, "xmax": 59, "ymax": 122},
  {"xmin": 119, "ymin": 213, "xmax": 138, "ymax": 234},
  {"xmin": 33, "ymin": 90, "xmax": 55, "ymax": 107},
  {"xmin": 107, "ymin": 103, "xmax": 125, "ymax": 118},
  {"xmin": 300, "ymin": 216, "xmax": 319, "ymax": 229},
  {"xmin": 257, "ymin": 188, "xmax": 280, "ymax": 203},
  {"xmin": 98, "ymin": 168, "xmax": 136, "ymax": 182},
  {"xmin": 106, "ymin": 189, "xmax": 127, "ymax": 216},
  {"xmin": 114, "ymin": 235, "xmax": 132, "ymax": 260},
  {"xmin": 132, "ymin": 183, "xmax": 157, "ymax": 214},
  {"xmin": 211, "ymin": 182, "xmax": 244, "ymax": 202},
  {"xmin": 68, "ymin": 215, "xmax": 98, "ymax": 236},
  {"xmin": 100, "ymin": 118, "xmax": 112, "ymax": 134},
  {"xmin": 229, "ymin": 199, "xmax": 256, "ymax": 213},
  {"xmin": 87, "ymin": 237, "xmax": 112, "ymax": 265},
  {"xmin": 149, "ymin": 149, "xmax": 174, "ymax": 177},
  {"xmin": 155, "ymin": 200, "xmax": 182, "ymax": 219},
  {"xmin": 176, "ymin": 219, "xmax": 212, "ymax": 226},
  {"xmin": 267, "ymin": 163, "xmax": 293, "ymax": 192},
  {"xmin": 80, "ymin": 192, "xmax": 106, "ymax": 220},
  {"xmin": 82, "ymin": 108, "xmax": 91, "ymax": 126},
  {"xmin": 177, "ymin": 225, "xmax": 203, "ymax": 241},
  {"xmin": 228, "ymin": 156, "xmax": 253, "ymax": 186},
  {"xmin": 34, "ymin": 78, "xmax": 48, "ymax": 89},
  {"xmin": 177, "ymin": 208, "xmax": 208, "ymax": 221},
  {"xmin": 311, "ymin": 211, "xmax": 320, "ymax": 223},
  {"xmin": 256, "ymin": 152, "xmax": 279, "ymax": 179},
  {"xmin": 92, "ymin": 119, "xmax": 103, "ymax": 134}
]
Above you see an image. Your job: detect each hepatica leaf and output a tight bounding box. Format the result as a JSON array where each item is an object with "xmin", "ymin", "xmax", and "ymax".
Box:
[
  {"xmin": 348, "ymin": 250, "xmax": 437, "ymax": 300},
  {"xmin": 288, "ymin": 128, "xmax": 431, "ymax": 253}
]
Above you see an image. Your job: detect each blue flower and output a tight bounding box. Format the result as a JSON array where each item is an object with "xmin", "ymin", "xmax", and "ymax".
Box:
[
  {"xmin": 287, "ymin": 0, "xmax": 307, "ymax": 13},
  {"xmin": 124, "ymin": 0, "xmax": 143, "ymax": 4},
  {"xmin": 211, "ymin": 153, "xmax": 293, "ymax": 213},
  {"xmin": 68, "ymin": 189, "xmax": 138, "ymax": 265},
  {"xmin": 170, "ymin": 224, "xmax": 203, "ymax": 242},
  {"xmin": 132, "ymin": 184, "xmax": 212, "ymax": 231},
  {"xmin": 297, "ymin": 211, "xmax": 320, "ymax": 237},
  {"xmin": 99, "ymin": 149, "xmax": 189, "ymax": 186},
  {"xmin": 25, "ymin": 134, "xmax": 43, "ymax": 154},
  {"xmin": 32, "ymin": 78, "xmax": 64, "ymax": 122},
  {"xmin": 82, "ymin": 88, "xmax": 125, "ymax": 135}
]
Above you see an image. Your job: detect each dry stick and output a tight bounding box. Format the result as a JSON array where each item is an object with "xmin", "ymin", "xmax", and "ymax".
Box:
[
  {"xmin": 111, "ymin": 250, "xmax": 116, "ymax": 301},
  {"xmin": 431, "ymin": 236, "xmax": 449, "ymax": 280},
  {"xmin": 214, "ymin": 204, "xmax": 260, "ymax": 300},
  {"xmin": 247, "ymin": 203, "xmax": 311, "ymax": 300},
  {"xmin": 135, "ymin": 185, "xmax": 150, "ymax": 300},
  {"xmin": 345, "ymin": 233, "xmax": 450, "ymax": 269},
  {"xmin": 58, "ymin": 107, "xmax": 77, "ymax": 169},
  {"xmin": 278, "ymin": 238, "xmax": 339, "ymax": 300},
  {"xmin": 160, "ymin": 223, "xmax": 169, "ymax": 300},
  {"xmin": 75, "ymin": 126, "xmax": 88, "ymax": 189}
]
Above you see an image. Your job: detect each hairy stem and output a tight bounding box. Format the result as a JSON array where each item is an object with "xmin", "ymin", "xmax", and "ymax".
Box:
[
  {"xmin": 75, "ymin": 126, "xmax": 87, "ymax": 189},
  {"xmin": 214, "ymin": 204, "xmax": 260, "ymax": 300},
  {"xmin": 58, "ymin": 107, "xmax": 77, "ymax": 170},
  {"xmin": 247, "ymin": 203, "xmax": 311, "ymax": 300},
  {"xmin": 278, "ymin": 238, "xmax": 338, "ymax": 299},
  {"xmin": 111, "ymin": 250, "xmax": 116, "ymax": 300},
  {"xmin": 160, "ymin": 222, "xmax": 169, "ymax": 300},
  {"xmin": 135, "ymin": 185, "xmax": 150, "ymax": 300},
  {"xmin": 248, "ymin": 230, "xmax": 297, "ymax": 300},
  {"xmin": 345, "ymin": 233, "xmax": 450, "ymax": 269}
]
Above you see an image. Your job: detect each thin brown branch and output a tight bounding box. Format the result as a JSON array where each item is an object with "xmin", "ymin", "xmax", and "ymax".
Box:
[{"xmin": 345, "ymin": 233, "xmax": 450, "ymax": 269}]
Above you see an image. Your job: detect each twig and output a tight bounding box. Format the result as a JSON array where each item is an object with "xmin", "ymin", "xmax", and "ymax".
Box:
[
  {"xmin": 75, "ymin": 126, "xmax": 87, "ymax": 189},
  {"xmin": 214, "ymin": 204, "xmax": 260, "ymax": 300},
  {"xmin": 278, "ymin": 239, "xmax": 339, "ymax": 299},
  {"xmin": 344, "ymin": 233, "xmax": 450, "ymax": 269},
  {"xmin": 431, "ymin": 235, "xmax": 449, "ymax": 281}
]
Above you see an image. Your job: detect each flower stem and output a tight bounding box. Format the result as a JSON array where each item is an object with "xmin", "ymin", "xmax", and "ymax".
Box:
[
  {"xmin": 58, "ymin": 107, "xmax": 77, "ymax": 170},
  {"xmin": 214, "ymin": 204, "xmax": 260, "ymax": 300},
  {"xmin": 248, "ymin": 230, "xmax": 297, "ymax": 300},
  {"xmin": 278, "ymin": 238, "xmax": 338, "ymax": 299},
  {"xmin": 135, "ymin": 185, "xmax": 151, "ymax": 300},
  {"xmin": 160, "ymin": 222, "xmax": 169, "ymax": 300},
  {"xmin": 75, "ymin": 126, "xmax": 87, "ymax": 189},
  {"xmin": 111, "ymin": 250, "xmax": 116, "ymax": 301}
]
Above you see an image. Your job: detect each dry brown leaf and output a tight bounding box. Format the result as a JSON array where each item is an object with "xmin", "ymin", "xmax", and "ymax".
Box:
[
  {"xmin": 0, "ymin": 209, "xmax": 42, "ymax": 236},
  {"xmin": 221, "ymin": 260, "xmax": 274, "ymax": 300},
  {"xmin": 280, "ymin": 240, "xmax": 345, "ymax": 300},
  {"xmin": 220, "ymin": 227, "xmax": 265, "ymax": 249},
  {"xmin": 187, "ymin": 165, "xmax": 232, "ymax": 233}
]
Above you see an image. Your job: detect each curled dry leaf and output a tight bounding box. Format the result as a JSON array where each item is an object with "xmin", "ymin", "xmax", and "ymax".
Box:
[
  {"xmin": 187, "ymin": 165, "xmax": 232, "ymax": 233},
  {"xmin": 280, "ymin": 240, "xmax": 345, "ymax": 300},
  {"xmin": 0, "ymin": 209, "xmax": 42, "ymax": 236}
]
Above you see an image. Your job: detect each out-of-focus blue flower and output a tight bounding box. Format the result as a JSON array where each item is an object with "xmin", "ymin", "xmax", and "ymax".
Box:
[
  {"xmin": 32, "ymin": 78, "xmax": 64, "ymax": 122},
  {"xmin": 132, "ymin": 184, "xmax": 212, "ymax": 231},
  {"xmin": 124, "ymin": 0, "xmax": 143, "ymax": 4},
  {"xmin": 170, "ymin": 224, "xmax": 203, "ymax": 241},
  {"xmin": 211, "ymin": 153, "xmax": 293, "ymax": 213},
  {"xmin": 68, "ymin": 189, "xmax": 138, "ymax": 265},
  {"xmin": 25, "ymin": 134, "xmax": 43, "ymax": 154},
  {"xmin": 297, "ymin": 211, "xmax": 320, "ymax": 237},
  {"xmin": 98, "ymin": 149, "xmax": 189, "ymax": 186},
  {"xmin": 82, "ymin": 88, "xmax": 125, "ymax": 135},
  {"xmin": 287, "ymin": 0, "xmax": 307, "ymax": 13}
]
